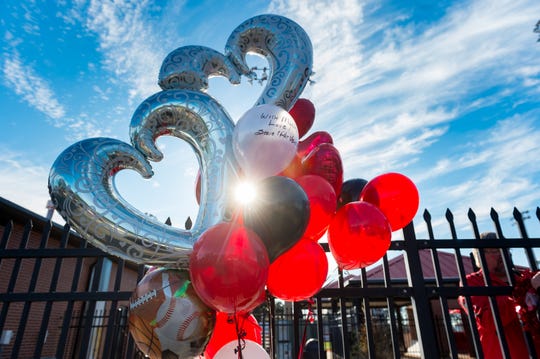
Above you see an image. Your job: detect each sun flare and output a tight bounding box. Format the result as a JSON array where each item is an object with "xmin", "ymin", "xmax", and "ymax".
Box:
[{"xmin": 235, "ymin": 181, "xmax": 258, "ymax": 205}]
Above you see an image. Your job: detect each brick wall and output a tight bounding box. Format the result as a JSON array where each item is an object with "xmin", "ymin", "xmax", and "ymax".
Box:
[{"xmin": 0, "ymin": 197, "xmax": 140, "ymax": 359}]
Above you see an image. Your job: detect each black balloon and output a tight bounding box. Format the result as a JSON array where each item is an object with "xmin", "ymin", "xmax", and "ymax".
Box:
[
  {"xmin": 243, "ymin": 176, "xmax": 310, "ymax": 262},
  {"xmin": 337, "ymin": 178, "xmax": 368, "ymax": 209}
]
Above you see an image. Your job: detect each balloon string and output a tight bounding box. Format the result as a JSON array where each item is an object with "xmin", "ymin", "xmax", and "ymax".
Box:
[
  {"xmin": 148, "ymin": 321, "xmax": 157, "ymax": 358},
  {"xmin": 233, "ymin": 312, "xmax": 246, "ymax": 359},
  {"xmin": 297, "ymin": 298, "xmax": 315, "ymax": 359}
]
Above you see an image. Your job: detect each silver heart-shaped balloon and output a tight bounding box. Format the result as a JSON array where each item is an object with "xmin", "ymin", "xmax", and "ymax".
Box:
[
  {"xmin": 225, "ymin": 14, "xmax": 313, "ymax": 110},
  {"xmin": 158, "ymin": 45, "xmax": 241, "ymax": 92},
  {"xmin": 49, "ymin": 89, "xmax": 239, "ymax": 267},
  {"xmin": 129, "ymin": 89, "xmax": 240, "ymax": 237},
  {"xmin": 48, "ymin": 14, "xmax": 313, "ymax": 266},
  {"xmin": 49, "ymin": 138, "xmax": 195, "ymax": 265}
]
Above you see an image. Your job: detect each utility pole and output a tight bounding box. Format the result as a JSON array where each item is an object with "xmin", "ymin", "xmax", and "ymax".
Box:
[{"xmin": 510, "ymin": 210, "xmax": 530, "ymax": 226}]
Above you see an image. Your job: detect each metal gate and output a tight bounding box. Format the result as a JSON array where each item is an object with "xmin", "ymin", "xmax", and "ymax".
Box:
[{"xmin": 1, "ymin": 197, "xmax": 539, "ymax": 358}]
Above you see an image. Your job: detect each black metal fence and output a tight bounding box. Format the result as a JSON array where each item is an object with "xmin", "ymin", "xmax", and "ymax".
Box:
[{"xmin": 1, "ymin": 196, "xmax": 539, "ymax": 359}]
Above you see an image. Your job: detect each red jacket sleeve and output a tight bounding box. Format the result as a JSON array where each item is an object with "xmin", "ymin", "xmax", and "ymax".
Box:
[{"xmin": 461, "ymin": 271, "xmax": 519, "ymax": 327}]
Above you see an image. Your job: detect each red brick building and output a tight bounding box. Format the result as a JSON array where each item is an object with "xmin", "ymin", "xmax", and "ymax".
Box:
[{"xmin": 0, "ymin": 196, "xmax": 141, "ymax": 359}]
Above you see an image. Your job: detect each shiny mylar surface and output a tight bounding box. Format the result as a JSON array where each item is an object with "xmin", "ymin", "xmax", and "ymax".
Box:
[{"xmin": 48, "ymin": 14, "xmax": 313, "ymax": 266}]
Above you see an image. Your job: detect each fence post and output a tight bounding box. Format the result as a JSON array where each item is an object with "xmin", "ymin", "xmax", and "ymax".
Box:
[{"xmin": 402, "ymin": 222, "xmax": 439, "ymax": 358}]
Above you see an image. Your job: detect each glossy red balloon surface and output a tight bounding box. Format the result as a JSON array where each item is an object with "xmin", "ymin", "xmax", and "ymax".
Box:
[
  {"xmin": 279, "ymin": 131, "xmax": 334, "ymax": 180},
  {"xmin": 189, "ymin": 222, "xmax": 269, "ymax": 314},
  {"xmin": 327, "ymin": 201, "xmax": 391, "ymax": 270},
  {"xmin": 295, "ymin": 175, "xmax": 337, "ymax": 241},
  {"xmin": 302, "ymin": 143, "xmax": 343, "ymax": 197},
  {"xmin": 297, "ymin": 131, "xmax": 333, "ymax": 158},
  {"xmin": 359, "ymin": 172, "xmax": 419, "ymax": 231},
  {"xmin": 204, "ymin": 312, "xmax": 262, "ymax": 358},
  {"xmin": 289, "ymin": 98, "xmax": 316, "ymax": 138},
  {"xmin": 267, "ymin": 238, "xmax": 328, "ymax": 301}
]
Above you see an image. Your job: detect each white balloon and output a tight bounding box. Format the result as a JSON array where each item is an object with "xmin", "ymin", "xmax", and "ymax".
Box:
[
  {"xmin": 213, "ymin": 339, "xmax": 270, "ymax": 359},
  {"xmin": 233, "ymin": 104, "xmax": 298, "ymax": 180}
]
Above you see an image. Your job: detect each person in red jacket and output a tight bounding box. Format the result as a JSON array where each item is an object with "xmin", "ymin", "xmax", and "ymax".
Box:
[{"xmin": 459, "ymin": 232, "xmax": 540, "ymax": 359}]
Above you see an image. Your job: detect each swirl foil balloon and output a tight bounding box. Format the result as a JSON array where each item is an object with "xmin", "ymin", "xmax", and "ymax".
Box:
[
  {"xmin": 225, "ymin": 14, "xmax": 313, "ymax": 110},
  {"xmin": 49, "ymin": 138, "xmax": 197, "ymax": 265},
  {"xmin": 129, "ymin": 89, "xmax": 239, "ymax": 227},
  {"xmin": 158, "ymin": 45, "xmax": 241, "ymax": 92},
  {"xmin": 49, "ymin": 93, "xmax": 239, "ymax": 266},
  {"xmin": 48, "ymin": 14, "xmax": 314, "ymax": 267}
]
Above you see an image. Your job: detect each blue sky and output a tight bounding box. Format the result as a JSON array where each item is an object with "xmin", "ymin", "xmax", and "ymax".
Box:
[{"xmin": 1, "ymin": 0, "xmax": 540, "ymax": 267}]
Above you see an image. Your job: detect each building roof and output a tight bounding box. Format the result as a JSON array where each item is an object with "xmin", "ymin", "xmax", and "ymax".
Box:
[
  {"xmin": 0, "ymin": 196, "xmax": 67, "ymax": 236},
  {"xmin": 324, "ymin": 250, "xmax": 475, "ymax": 288},
  {"xmin": 367, "ymin": 250, "xmax": 475, "ymax": 280}
]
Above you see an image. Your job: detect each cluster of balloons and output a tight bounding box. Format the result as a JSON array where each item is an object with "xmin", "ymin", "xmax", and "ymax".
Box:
[
  {"xmin": 188, "ymin": 98, "xmax": 419, "ymax": 356},
  {"xmin": 190, "ymin": 99, "xmax": 333, "ymax": 314},
  {"xmin": 47, "ymin": 13, "xmax": 420, "ymax": 359},
  {"xmin": 329, "ymin": 172, "xmax": 419, "ymax": 270}
]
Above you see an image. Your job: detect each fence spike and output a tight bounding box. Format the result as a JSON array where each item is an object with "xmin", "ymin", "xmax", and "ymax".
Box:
[
  {"xmin": 467, "ymin": 208, "xmax": 476, "ymax": 221},
  {"xmin": 423, "ymin": 209, "xmax": 435, "ymax": 239},
  {"xmin": 490, "ymin": 207, "xmax": 499, "ymax": 221},
  {"xmin": 422, "ymin": 209, "xmax": 431, "ymax": 221},
  {"xmin": 513, "ymin": 207, "xmax": 522, "ymax": 220}
]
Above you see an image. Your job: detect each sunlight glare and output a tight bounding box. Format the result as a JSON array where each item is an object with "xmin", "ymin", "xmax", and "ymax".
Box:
[{"xmin": 235, "ymin": 181, "xmax": 257, "ymax": 205}]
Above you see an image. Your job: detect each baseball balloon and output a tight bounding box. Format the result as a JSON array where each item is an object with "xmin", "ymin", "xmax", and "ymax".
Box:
[{"xmin": 129, "ymin": 268, "xmax": 215, "ymax": 359}]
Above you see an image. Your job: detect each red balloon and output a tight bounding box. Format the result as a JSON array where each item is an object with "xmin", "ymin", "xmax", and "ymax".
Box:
[
  {"xmin": 204, "ymin": 312, "xmax": 262, "ymax": 358},
  {"xmin": 267, "ymin": 238, "xmax": 328, "ymax": 302},
  {"xmin": 289, "ymin": 98, "xmax": 315, "ymax": 138},
  {"xmin": 297, "ymin": 131, "xmax": 333, "ymax": 158},
  {"xmin": 295, "ymin": 175, "xmax": 337, "ymax": 241},
  {"xmin": 279, "ymin": 132, "xmax": 334, "ymax": 180},
  {"xmin": 279, "ymin": 153, "xmax": 303, "ymax": 179},
  {"xmin": 327, "ymin": 201, "xmax": 391, "ymax": 270},
  {"xmin": 302, "ymin": 143, "xmax": 343, "ymax": 197},
  {"xmin": 359, "ymin": 172, "xmax": 419, "ymax": 231},
  {"xmin": 189, "ymin": 222, "xmax": 269, "ymax": 314}
]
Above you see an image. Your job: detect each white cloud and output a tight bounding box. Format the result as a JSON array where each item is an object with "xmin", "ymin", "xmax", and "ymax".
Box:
[
  {"xmin": 3, "ymin": 53, "xmax": 66, "ymax": 120},
  {"xmin": 81, "ymin": 0, "xmax": 170, "ymax": 102},
  {"xmin": 268, "ymin": 0, "xmax": 365, "ymax": 110},
  {"xmin": 294, "ymin": 1, "xmax": 535, "ymax": 117},
  {"xmin": 484, "ymin": 117, "xmax": 540, "ymax": 178},
  {"xmin": 420, "ymin": 116, "xmax": 540, "ymax": 182},
  {"xmin": 2, "ymin": 52, "xmax": 106, "ymax": 141},
  {"xmin": 92, "ymin": 84, "xmax": 110, "ymax": 101},
  {"xmin": 414, "ymin": 115, "xmax": 540, "ymax": 237},
  {"xmin": 0, "ymin": 149, "xmax": 52, "ymax": 219}
]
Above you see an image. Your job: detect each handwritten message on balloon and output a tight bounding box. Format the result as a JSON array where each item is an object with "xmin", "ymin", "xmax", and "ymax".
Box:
[
  {"xmin": 233, "ymin": 104, "xmax": 299, "ymax": 180},
  {"xmin": 256, "ymin": 110, "xmax": 298, "ymax": 143}
]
